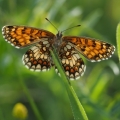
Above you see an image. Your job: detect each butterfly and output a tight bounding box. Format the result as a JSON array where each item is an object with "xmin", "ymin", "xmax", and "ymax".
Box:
[{"xmin": 2, "ymin": 20, "xmax": 115, "ymax": 80}]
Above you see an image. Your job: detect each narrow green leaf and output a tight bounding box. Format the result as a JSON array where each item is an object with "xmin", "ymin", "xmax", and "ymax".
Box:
[
  {"xmin": 51, "ymin": 48, "xmax": 88, "ymax": 120},
  {"xmin": 17, "ymin": 72, "xmax": 43, "ymax": 120},
  {"xmin": 116, "ymin": 22, "xmax": 120, "ymax": 61}
]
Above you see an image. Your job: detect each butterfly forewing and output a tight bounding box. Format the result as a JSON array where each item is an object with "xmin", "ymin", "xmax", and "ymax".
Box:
[
  {"xmin": 22, "ymin": 39, "xmax": 53, "ymax": 71},
  {"xmin": 59, "ymin": 42, "xmax": 86, "ymax": 80},
  {"xmin": 62, "ymin": 36, "xmax": 115, "ymax": 62},
  {"xmin": 2, "ymin": 26, "xmax": 55, "ymax": 48}
]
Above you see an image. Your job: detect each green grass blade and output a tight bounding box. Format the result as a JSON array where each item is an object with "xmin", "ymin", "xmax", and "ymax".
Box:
[
  {"xmin": 51, "ymin": 48, "xmax": 88, "ymax": 120},
  {"xmin": 116, "ymin": 22, "xmax": 120, "ymax": 62},
  {"xmin": 17, "ymin": 72, "xmax": 43, "ymax": 120},
  {"xmin": 67, "ymin": 86, "xmax": 88, "ymax": 120}
]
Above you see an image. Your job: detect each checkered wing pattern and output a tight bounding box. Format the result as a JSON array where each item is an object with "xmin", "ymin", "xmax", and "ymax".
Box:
[
  {"xmin": 63, "ymin": 36, "xmax": 115, "ymax": 62},
  {"xmin": 22, "ymin": 39, "xmax": 53, "ymax": 71},
  {"xmin": 59, "ymin": 42, "xmax": 86, "ymax": 80},
  {"xmin": 2, "ymin": 26, "xmax": 55, "ymax": 48},
  {"xmin": 2, "ymin": 25, "xmax": 115, "ymax": 80}
]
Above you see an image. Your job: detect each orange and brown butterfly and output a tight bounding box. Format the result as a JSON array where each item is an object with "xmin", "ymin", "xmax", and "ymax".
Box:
[{"xmin": 2, "ymin": 19, "xmax": 115, "ymax": 80}]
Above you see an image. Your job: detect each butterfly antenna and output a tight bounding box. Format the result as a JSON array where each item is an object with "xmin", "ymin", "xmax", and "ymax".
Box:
[
  {"xmin": 62, "ymin": 25, "xmax": 81, "ymax": 33},
  {"xmin": 45, "ymin": 18, "xmax": 59, "ymax": 32}
]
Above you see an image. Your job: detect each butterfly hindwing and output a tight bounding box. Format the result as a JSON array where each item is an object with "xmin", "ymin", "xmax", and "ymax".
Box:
[
  {"xmin": 22, "ymin": 39, "xmax": 53, "ymax": 71},
  {"xmin": 59, "ymin": 42, "xmax": 86, "ymax": 80}
]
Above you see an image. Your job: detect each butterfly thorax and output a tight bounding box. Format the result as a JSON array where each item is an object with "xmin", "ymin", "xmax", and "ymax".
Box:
[{"xmin": 53, "ymin": 31, "xmax": 63, "ymax": 51}]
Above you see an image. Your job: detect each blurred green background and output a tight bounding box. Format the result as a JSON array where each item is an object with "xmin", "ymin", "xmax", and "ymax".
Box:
[{"xmin": 0, "ymin": 0, "xmax": 120, "ymax": 120}]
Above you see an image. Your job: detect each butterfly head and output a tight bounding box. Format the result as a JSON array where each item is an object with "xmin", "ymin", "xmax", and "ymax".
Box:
[
  {"xmin": 56, "ymin": 31, "xmax": 63, "ymax": 39},
  {"xmin": 53, "ymin": 31, "xmax": 63, "ymax": 49}
]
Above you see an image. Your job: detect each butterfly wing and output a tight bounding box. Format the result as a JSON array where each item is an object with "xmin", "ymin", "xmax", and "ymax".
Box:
[
  {"xmin": 22, "ymin": 39, "xmax": 53, "ymax": 71},
  {"xmin": 2, "ymin": 26, "xmax": 55, "ymax": 48},
  {"xmin": 59, "ymin": 42, "xmax": 86, "ymax": 80},
  {"xmin": 62, "ymin": 36, "xmax": 115, "ymax": 62}
]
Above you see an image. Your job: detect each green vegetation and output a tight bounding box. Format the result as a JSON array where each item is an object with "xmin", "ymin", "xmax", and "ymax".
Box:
[{"xmin": 0, "ymin": 0, "xmax": 119, "ymax": 120}]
